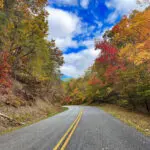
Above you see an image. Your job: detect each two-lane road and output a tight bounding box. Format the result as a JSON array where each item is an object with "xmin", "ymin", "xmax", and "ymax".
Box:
[{"xmin": 0, "ymin": 106, "xmax": 150, "ymax": 150}]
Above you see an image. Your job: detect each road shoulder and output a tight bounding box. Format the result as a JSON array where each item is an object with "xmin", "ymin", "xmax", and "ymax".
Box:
[{"xmin": 98, "ymin": 104, "xmax": 150, "ymax": 136}]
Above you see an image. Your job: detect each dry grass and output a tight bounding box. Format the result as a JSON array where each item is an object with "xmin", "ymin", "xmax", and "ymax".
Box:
[
  {"xmin": 99, "ymin": 104, "xmax": 150, "ymax": 136},
  {"xmin": 0, "ymin": 100, "xmax": 68, "ymax": 135}
]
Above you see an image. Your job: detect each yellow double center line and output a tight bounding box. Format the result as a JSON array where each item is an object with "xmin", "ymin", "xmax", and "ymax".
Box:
[{"xmin": 53, "ymin": 110, "xmax": 83, "ymax": 150}]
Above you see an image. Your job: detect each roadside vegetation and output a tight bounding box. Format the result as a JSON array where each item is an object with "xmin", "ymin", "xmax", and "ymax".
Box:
[
  {"xmin": 0, "ymin": 0, "xmax": 65, "ymax": 133},
  {"xmin": 99, "ymin": 104, "xmax": 150, "ymax": 136},
  {"xmin": 62, "ymin": 7, "xmax": 150, "ymax": 135},
  {"xmin": 0, "ymin": 102, "xmax": 67, "ymax": 135}
]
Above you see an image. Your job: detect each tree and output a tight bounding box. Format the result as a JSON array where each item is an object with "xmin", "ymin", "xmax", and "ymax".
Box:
[
  {"xmin": 0, "ymin": 51, "xmax": 12, "ymax": 93},
  {"xmin": 95, "ymin": 40, "xmax": 118, "ymax": 64}
]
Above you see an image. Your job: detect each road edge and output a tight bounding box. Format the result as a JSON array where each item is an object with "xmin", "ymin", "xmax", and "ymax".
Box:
[{"xmin": 0, "ymin": 107, "xmax": 68, "ymax": 136}]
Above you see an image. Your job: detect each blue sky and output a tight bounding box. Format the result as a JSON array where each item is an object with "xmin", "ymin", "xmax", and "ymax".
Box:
[{"xmin": 47, "ymin": 0, "xmax": 147, "ymax": 79}]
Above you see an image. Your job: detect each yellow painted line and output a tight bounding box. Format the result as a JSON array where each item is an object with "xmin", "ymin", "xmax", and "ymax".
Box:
[
  {"xmin": 53, "ymin": 110, "xmax": 83, "ymax": 150},
  {"xmin": 60, "ymin": 111, "xmax": 83, "ymax": 150},
  {"xmin": 53, "ymin": 110, "xmax": 82, "ymax": 150}
]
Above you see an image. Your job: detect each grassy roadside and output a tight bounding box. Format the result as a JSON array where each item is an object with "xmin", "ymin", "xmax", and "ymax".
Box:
[
  {"xmin": 98, "ymin": 104, "xmax": 150, "ymax": 136},
  {"xmin": 0, "ymin": 106, "xmax": 68, "ymax": 136}
]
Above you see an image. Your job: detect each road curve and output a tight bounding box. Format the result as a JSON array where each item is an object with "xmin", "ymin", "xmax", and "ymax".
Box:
[{"xmin": 0, "ymin": 106, "xmax": 150, "ymax": 150}]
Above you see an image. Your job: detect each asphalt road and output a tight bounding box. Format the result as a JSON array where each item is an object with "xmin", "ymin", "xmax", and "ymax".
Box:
[{"xmin": 0, "ymin": 106, "xmax": 150, "ymax": 150}]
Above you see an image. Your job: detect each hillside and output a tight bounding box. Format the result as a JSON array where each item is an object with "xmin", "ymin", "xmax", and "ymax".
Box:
[{"xmin": 0, "ymin": 0, "xmax": 65, "ymax": 133}]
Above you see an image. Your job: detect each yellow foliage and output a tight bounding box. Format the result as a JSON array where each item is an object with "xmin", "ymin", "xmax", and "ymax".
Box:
[
  {"xmin": 118, "ymin": 9, "xmax": 150, "ymax": 66},
  {"xmin": 119, "ymin": 44, "xmax": 134, "ymax": 58},
  {"xmin": 134, "ymin": 51, "xmax": 150, "ymax": 65},
  {"xmin": 120, "ymin": 41, "xmax": 150, "ymax": 65},
  {"xmin": 0, "ymin": 0, "xmax": 3, "ymax": 9}
]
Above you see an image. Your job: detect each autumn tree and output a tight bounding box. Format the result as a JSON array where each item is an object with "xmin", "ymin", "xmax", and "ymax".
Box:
[{"xmin": 0, "ymin": 0, "xmax": 64, "ymax": 103}]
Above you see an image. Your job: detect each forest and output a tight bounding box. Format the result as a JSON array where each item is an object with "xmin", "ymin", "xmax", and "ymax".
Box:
[
  {"xmin": 0, "ymin": 0, "xmax": 150, "ymax": 134},
  {"xmin": 63, "ymin": 7, "xmax": 150, "ymax": 113}
]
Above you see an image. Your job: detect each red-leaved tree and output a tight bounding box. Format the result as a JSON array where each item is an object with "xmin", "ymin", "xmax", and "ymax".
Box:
[
  {"xmin": 0, "ymin": 51, "xmax": 12, "ymax": 94},
  {"xmin": 112, "ymin": 24, "xmax": 120, "ymax": 33},
  {"xmin": 88, "ymin": 75, "xmax": 106, "ymax": 87},
  {"xmin": 88, "ymin": 77, "xmax": 101, "ymax": 85},
  {"xmin": 95, "ymin": 40, "xmax": 126, "ymax": 84},
  {"xmin": 95, "ymin": 40, "xmax": 118, "ymax": 64},
  {"xmin": 104, "ymin": 64, "xmax": 126, "ymax": 83}
]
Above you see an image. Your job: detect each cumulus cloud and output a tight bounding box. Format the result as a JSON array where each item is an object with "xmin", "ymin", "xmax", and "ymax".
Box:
[
  {"xmin": 80, "ymin": 0, "xmax": 90, "ymax": 9},
  {"xmin": 80, "ymin": 39, "xmax": 94, "ymax": 48},
  {"xmin": 46, "ymin": 6, "xmax": 102, "ymax": 78},
  {"xmin": 105, "ymin": 0, "xmax": 149, "ymax": 23},
  {"xmin": 60, "ymin": 48, "xmax": 99, "ymax": 78},
  {"xmin": 56, "ymin": 37, "xmax": 78, "ymax": 49},
  {"xmin": 46, "ymin": 7, "xmax": 81, "ymax": 50}
]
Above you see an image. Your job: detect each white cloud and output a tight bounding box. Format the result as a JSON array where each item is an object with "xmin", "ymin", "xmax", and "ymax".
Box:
[
  {"xmin": 137, "ymin": 0, "xmax": 150, "ymax": 5},
  {"xmin": 46, "ymin": 6, "xmax": 100, "ymax": 78},
  {"xmin": 105, "ymin": 0, "xmax": 149, "ymax": 23},
  {"xmin": 50, "ymin": 0, "xmax": 78, "ymax": 6},
  {"xmin": 80, "ymin": 39, "xmax": 94, "ymax": 48},
  {"xmin": 46, "ymin": 7, "xmax": 81, "ymax": 50},
  {"xmin": 80, "ymin": 0, "xmax": 90, "ymax": 8},
  {"xmin": 46, "ymin": 6, "xmax": 104, "ymax": 78},
  {"xmin": 61, "ymin": 48, "xmax": 99, "ymax": 78},
  {"xmin": 80, "ymin": 26, "xmax": 112, "ymax": 48},
  {"xmin": 78, "ymin": 23, "xmax": 95, "ymax": 37},
  {"xmin": 56, "ymin": 37, "xmax": 78, "ymax": 49},
  {"xmin": 106, "ymin": 11, "xmax": 118, "ymax": 24},
  {"xmin": 106, "ymin": 0, "xmax": 147, "ymax": 13},
  {"xmin": 95, "ymin": 21, "xmax": 103, "ymax": 28}
]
